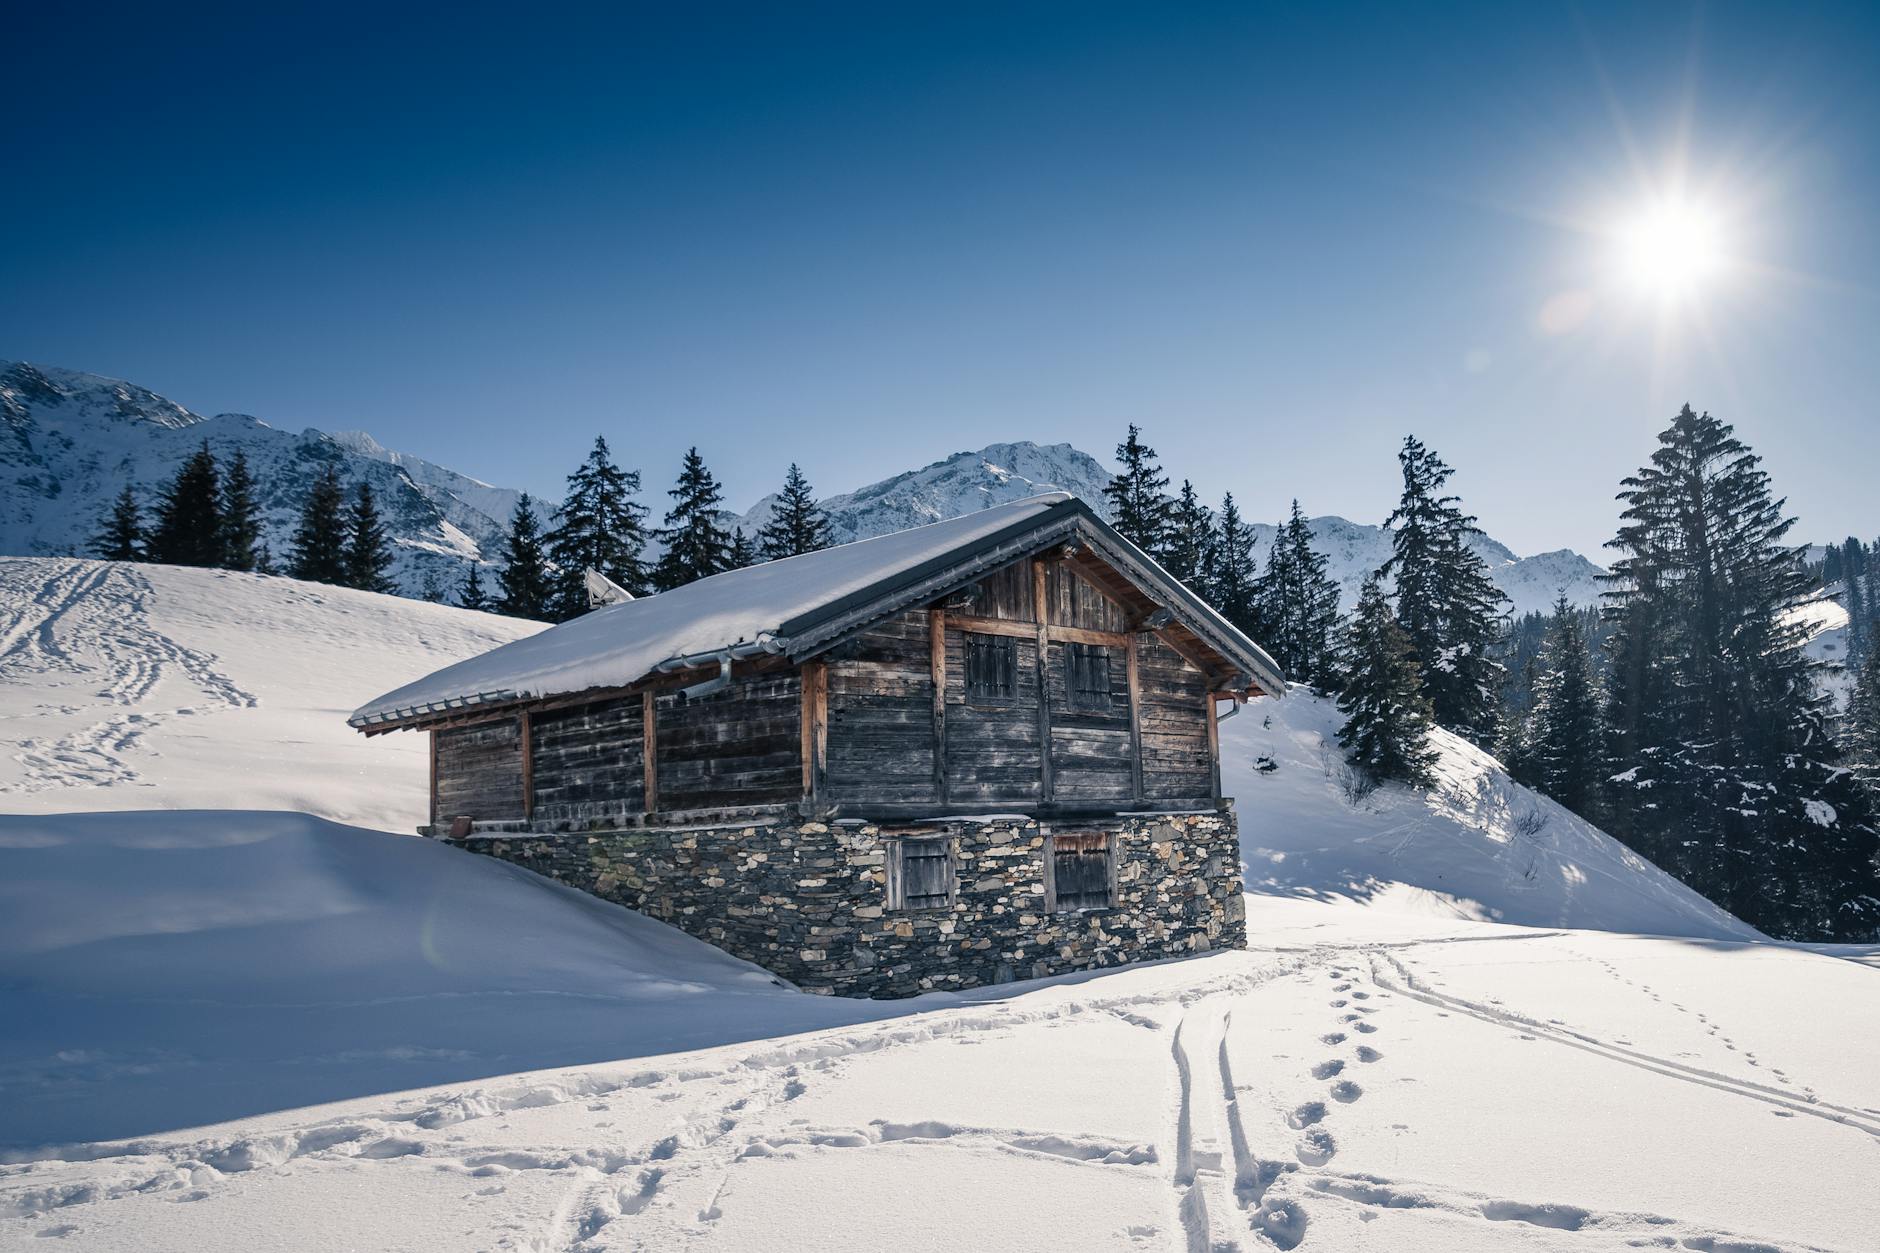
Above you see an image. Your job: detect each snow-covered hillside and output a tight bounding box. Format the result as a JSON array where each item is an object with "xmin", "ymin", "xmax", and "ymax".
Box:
[
  {"xmin": 0, "ymin": 362, "xmax": 548, "ymax": 598},
  {"xmin": 3, "ymin": 561, "xmax": 1876, "ymax": 1251},
  {"xmin": 0, "ymin": 557, "xmax": 540, "ymax": 828}
]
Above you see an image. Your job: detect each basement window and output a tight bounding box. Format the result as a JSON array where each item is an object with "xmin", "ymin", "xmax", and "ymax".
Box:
[
  {"xmin": 1050, "ymin": 832, "xmax": 1113, "ymax": 912},
  {"xmin": 1063, "ymin": 641, "xmax": 1112, "ymax": 711},
  {"xmin": 889, "ymin": 835, "xmax": 955, "ymax": 911},
  {"xmin": 964, "ymin": 631, "xmax": 1019, "ymax": 703}
]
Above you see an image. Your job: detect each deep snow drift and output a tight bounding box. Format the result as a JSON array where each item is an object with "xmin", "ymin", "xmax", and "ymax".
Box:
[{"xmin": 0, "ymin": 557, "xmax": 540, "ymax": 829}]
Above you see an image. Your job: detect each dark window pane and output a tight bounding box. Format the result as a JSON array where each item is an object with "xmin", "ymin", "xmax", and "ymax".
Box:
[
  {"xmin": 1065, "ymin": 642, "xmax": 1111, "ymax": 710},
  {"xmin": 1053, "ymin": 833, "xmax": 1111, "ymax": 910}
]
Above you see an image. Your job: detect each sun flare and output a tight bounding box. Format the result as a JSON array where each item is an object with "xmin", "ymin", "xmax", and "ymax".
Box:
[{"xmin": 1618, "ymin": 199, "xmax": 1726, "ymax": 299}]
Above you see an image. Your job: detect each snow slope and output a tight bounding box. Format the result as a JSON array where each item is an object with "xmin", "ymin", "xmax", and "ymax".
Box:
[
  {"xmin": 3, "ymin": 563, "xmax": 1876, "ymax": 1251},
  {"xmin": 1220, "ymin": 688, "xmax": 1756, "ymax": 940},
  {"xmin": 0, "ymin": 557, "xmax": 540, "ymax": 829}
]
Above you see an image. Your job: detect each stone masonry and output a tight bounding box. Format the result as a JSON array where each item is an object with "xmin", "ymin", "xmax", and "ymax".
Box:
[{"xmin": 450, "ymin": 811, "xmax": 1246, "ymax": 998}]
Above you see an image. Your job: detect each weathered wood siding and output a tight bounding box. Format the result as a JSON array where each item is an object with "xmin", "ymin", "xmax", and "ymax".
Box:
[
  {"xmin": 1044, "ymin": 562, "xmax": 1131, "ymax": 632},
  {"xmin": 1139, "ymin": 635, "xmax": 1214, "ymax": 799},
  {"xmin": 943, "ymin": 623, "xmax": 1044, "ymax": 805},
  {"xmin": 655, "ymin": 670, "xmax": 802, "ymax": 811},
  {"xmin": 434, "ymin": 718, "xmax": 525, "ymax": 822},
  {"xmin": 1044, "ymin": 639, "xmax": 1133, "ymax": 803},
  {"xmin": 529, "ymin": 695, "xmax": 644, "ymax": 822},
  {"xmin": 825, "ymin": 611, "xmax": 940, "ymax": 808}
]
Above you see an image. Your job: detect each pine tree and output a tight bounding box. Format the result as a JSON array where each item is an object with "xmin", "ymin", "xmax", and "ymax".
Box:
[
  {"xmin": 289, "ymin": 463, "xmax": 350, "ymax": 585},
  {"xmin": 1513, "ymin": 593, "xmax": 1604, "ymax": 817},
  {"xmin": 757, "ymin": 463, "xmax": 832, "ymax": 560},
  {"xmin": 652, "ymin": 448, "xmax": 735, "ymax": 592},
  {"xmin": 1336, "ymin": 577, "xmax": 1439, "ymax": 786},
  {"xmin": 418, "ymin": 565, "xmax": 448, "ymax": 604},
  {"xmin": 91, "ymin": 485, "xmax": 145, "ymax": 561},
  {"xmin": 220, "ymin": 449, "xmax": 265, "ymax": 572},
  {"xmin": 459, "ymin": 560, "xmax": 490, "ymax": 613},
  {"xmin": 1253, "ymin": 500, "xmax": 1343, "ymax": 690},
  {"xmin": 1379, "ymin": 436, "xmax": 1508, "ymax": 746},
  {"xmin": 1103, "ymin": 425, "xmax": 1173, "ymax": 557},
  {"xmin": 544, "ymin": 436, "xmax": 651, "ymax": 620},
  {"xmin": 343, "ymin": 481, "xmax": 397, "ymax": 594},
  {"xmin": 1848, "ymin": 645, "xmax": 1880, "ymax": 811},
  {"xmin": 1161, "ymin": 480, "xmax": 1214, "ymax": 587},
  {"xmin": 148, "ymin": 442, "xmax": 226, "ymax": 567},
  {"xmin": 1603, "ymin": 404, "xmax": 1878, "ymax": 939},
  {"xmin": 496, "ymin": 495, "xmax": 554, "ymax": 619},
  {"xmin": 727, "ymin": 527, "xmax": 758, "ymax": 571},
  {"xmin": 1209, "ymin": 493, "xmax": 1259, "ymax": 637}
]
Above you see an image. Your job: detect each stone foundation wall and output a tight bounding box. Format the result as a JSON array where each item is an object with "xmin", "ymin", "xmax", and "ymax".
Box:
[{"xmin": 450, "ymin": 811, "xmax": 1245, "ymax": 998}]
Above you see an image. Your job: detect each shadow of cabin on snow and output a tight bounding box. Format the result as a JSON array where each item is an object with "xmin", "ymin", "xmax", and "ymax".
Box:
[{"xmin": 351, "ymin": 493, "xmax": 1285, "ymax": 997}]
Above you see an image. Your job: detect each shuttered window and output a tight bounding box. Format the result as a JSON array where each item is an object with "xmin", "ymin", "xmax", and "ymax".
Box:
[
  {"xmin": 1064, "ymin": 642, "xmax": 1112, "ymax": 711},
  {"xmin": 1051, "ymin": 832, "xmax": 1112, "ymax": 911},
  {"xmin": 892, "ymin": 836, "xmax": 953, "ymax": 910},
  {"xmin": 964, "ymin": 632, "xmax": 1018, "ymax": 703}
]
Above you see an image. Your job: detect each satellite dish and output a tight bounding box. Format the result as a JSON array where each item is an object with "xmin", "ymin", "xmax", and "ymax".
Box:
[{"xmin": 584, "ymin": 568, "xmax": 634, "ymax": 609}]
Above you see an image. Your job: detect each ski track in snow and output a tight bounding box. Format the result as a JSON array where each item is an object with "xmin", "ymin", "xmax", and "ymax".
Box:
[{"xmin": 0, "ymin": 559, "xmax": 255, "ymax": 795}]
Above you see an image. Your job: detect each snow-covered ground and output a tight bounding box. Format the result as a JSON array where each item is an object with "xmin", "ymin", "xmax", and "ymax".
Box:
[
  {"xmin": 2, "ymin": 560, "xmax": 1876, "ymax": 1252},
  {"xmin": 0, "ymin": 557, "xmax": 540, "ymax": 829}
]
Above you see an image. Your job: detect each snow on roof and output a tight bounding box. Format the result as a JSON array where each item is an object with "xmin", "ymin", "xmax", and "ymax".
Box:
[{"xmin": 351, "ymin": 493, "xmax": 1077, "ymax": 727}]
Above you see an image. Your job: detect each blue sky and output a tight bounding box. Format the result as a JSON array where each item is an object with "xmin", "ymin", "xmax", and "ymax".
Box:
[{"xmin": 4, "ymin": 1, "xmax": 1876, "ymax": 556}]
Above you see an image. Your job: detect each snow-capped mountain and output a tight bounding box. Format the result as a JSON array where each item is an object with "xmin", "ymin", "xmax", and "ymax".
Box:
[
  {"xmin": 0, "ymin": 361, "xmax": 547, "ymax": 597},
  {"xmin": 737, "ymin": 441, "xmax": 1116, "ymax": 547},
  {"xmin": 4, "ymin": 358, "xmax": 1606, "ymax": 612}
]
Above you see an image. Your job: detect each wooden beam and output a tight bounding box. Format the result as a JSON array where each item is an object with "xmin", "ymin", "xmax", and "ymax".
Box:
[
  {"xmin": 1047, "ymin": 623, "xmax": 1128, "ymax": 647},
  {"xmin": 519, "ymin": 711, "xmax": 534, "ymax": 821},
  {"xmin": 929, "ymin": 609, "xmax": 948, "ymax": 809},
  {"xmin": 642, "ymin": 689, "xmax": 658, "ymax": 815},
  {"xmin": 1205, "ymin": 691, "xmax": 1222, "ymax": 801},
  {"xmin": 1126, "ymin": 632, "xmax": 1144, "ymax": 803},
  {"xmin": 1033, "ymin": 558, "xmax": 1054, "ymax": 804},
  {"xmin": 800, "ymin": 659, "xmax": 828, "ymax": 810},
  {"xmin": 428, "ymin": 730, "xmax": 438, "ymax": 832},
  {"xmin": 943, "ymin": 613, "xmax": 1035, "ymax": 640}
]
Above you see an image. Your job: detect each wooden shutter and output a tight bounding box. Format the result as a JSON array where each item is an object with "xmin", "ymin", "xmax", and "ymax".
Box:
[
  {"xmin": 897, "ymin": 836, "xmax": 953, "ymax": 910},
  {"xmin": 1052, "ymin": 832, "xmax": 1112, "ymax": 911},
  {"xmin": 964, "ymin": 632, "xmax": 1018, "ymax": 702},
  {"xmin": 1065, "ymin": 642, "xmax": 1112, "ymax": 711}
]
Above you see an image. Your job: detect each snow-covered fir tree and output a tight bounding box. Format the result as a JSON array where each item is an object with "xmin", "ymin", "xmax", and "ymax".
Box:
[
  {"xmin": 288, "ymin": 463, "xmax": 349, "ymax": 585},
  {"xmin": 1847, "ymin": 644, "xmax": 1880, "ymax": 810},
  {"xmin": 1160, "ymin": 480, "xmax": 1214, "ymax": 587},
  {"xmin": 1603, "ymin": 405, "xmax": 1878, "ymax": 940},
  {"xmin": 1209, "ymin": 493, "xmax": 1258, "ymax": 637},
  {"xmin": 1253, "ymin": 500, "xmax": 1343, "ymax": 690},
  {"xmin": 91, "ymin": 485, "xmax": 144, "ymax": 561},
  {"xmin": 1379, "ymin": 436, "xmax": 1508, "ymax": 746},
  {"xmin": 219, "ymin": 449, "xmax": 265, "ymax": 573},
  {"xmin": 343, "ymin": 482, "xmax": 397, "ymax": 594},
  {"xmin": 458, "ymin": 560, "xmax": 490, "ymax": 613},
  {"xmin": 653, "ymin": 448, "xmax": 735, "ymax": 592},
  {"xmin": 148, "ymin": 442, "xmax": 225, "ymax": 567},
  {"xmin": 1103, "ymin": 425, "xmax": 1173, "ymax": 558},
  {"xmin": 1509, "ymin": 593, "xmax": 1604, "ymax": 819},
  {"xmin": 496, "ymin": 494, "xmax": 554, "ymax": 619},
  {"xmin": 545, "ymin": 435, "xmax": 650, "ymax": 619},
  {"xmin": 757, "ymin": 463, "xmax": 832, "ymax": 560},
  {"xmin": 1335, "ymin": 576, "xmax": 1439, "ymax": 786}
]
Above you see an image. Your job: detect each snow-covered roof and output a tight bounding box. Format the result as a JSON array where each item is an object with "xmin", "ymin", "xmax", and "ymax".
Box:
[{"xmin": 351, "ymin": 492, "xmax": 1284, "ymax": 729}]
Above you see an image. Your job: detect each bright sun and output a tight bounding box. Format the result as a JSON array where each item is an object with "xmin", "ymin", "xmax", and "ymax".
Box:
[{"xmin": 1618, "ymin": 199, "xmax": 1726, "ymax": 299}]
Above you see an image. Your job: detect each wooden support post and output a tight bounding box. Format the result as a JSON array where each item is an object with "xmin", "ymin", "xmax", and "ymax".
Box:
[
  {"xmin": 1126, "ymin": 633, "xmax": 1144, "ymax": 803},
  {"xmin": 929, "ymin": 609, "xmax": 948, "ymax": 808},
  {"xmin": 1205, "ymin": 692, "xmax": 1222, "ymax": 801},
  {"xmin": 519, "ymin": 711, "xmax": 534, "ymax": 822},
  {"xmin": 642, "ymin": 688, "xmax": 658, "ymax": 815},
  {"xmin": 1033, "ymin": 558, "xmax": 1054, "ymax": 804},
  {"xmin": 428, "ymin": 730, "xmax": 438, "ymax": 833},
  {"xmin": 800, "ymin": 659, "xmax": 828, "ymax": 812}
]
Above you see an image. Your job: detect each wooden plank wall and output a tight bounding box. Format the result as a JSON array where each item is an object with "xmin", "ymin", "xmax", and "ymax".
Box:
[
  {"xmin": 528, "ymin": 694, "xmax": 645, "ymax": 819},
  {"xmin": 655, "ymin": 671, "xmax": 803, "ymax": 810},
  {"xmin": 1137, "ymin": 634, "xmax": 1215, "ymax": 798},
  {"xmin": 824, "ymin": 611, "xmax": 940, "ymax": 808},
  {"xmin": 434, "ymin": 718, "xmax": 526, "ymax": 822},
  {"xmin": 942, "ymin": 622, "xmax": 1045, "ymax": 804},
  {"xmin": 1044, "ymin": 640, "xmax": 1134, "ymax": 804}
]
